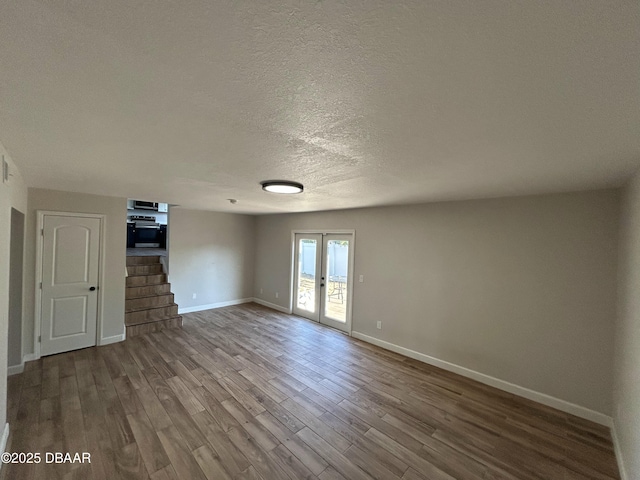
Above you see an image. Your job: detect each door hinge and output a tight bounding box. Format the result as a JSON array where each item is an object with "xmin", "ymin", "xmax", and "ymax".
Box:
[
  {"xmin": 41, "ymin": 228, "xmax": 44, "ymax": 236},
  {"xmin": 39, "ymin": 282, "xmax": 42, "ymax": 289},
  {"xmin": 38, "ymin": 335, "xmax": 41, "ymax": 343}
]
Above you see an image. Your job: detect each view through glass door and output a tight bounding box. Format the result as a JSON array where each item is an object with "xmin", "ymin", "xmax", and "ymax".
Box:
[{"xmin": 293, "ymin": 232, "xmax": 353, "ymax": 333}]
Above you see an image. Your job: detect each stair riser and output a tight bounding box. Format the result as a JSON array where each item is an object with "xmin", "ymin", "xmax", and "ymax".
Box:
[
  {"xmin": 126, "ymin": 256, "xmax": 162, "ymax": 266},
  {"xmin": 126, "ymin": 284, "xmax": 171, "ymax": 298},
  {"xmin": 127, "ymin": 264, "xmax": 163, "ymax": 276},
  {"xmin": 126, "ymin": 294, "xmax": 174, "ymax": 311},
  {"xmin": 126, "ymin": 274, "xmax": 166, "ymax": 287},
  {"xmin": 125, "ymin": 304, "xmax": 178, "ymax": 325},
  {"xmin": 126, "ymin": 316, "xmax": 183, "ymax": 337}
]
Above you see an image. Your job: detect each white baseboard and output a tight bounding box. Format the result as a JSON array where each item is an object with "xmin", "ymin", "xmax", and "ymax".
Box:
[
  {"xmin": 99, "ymin": 332, "xmax": 126, "ymax": 346},
  {"xmin": 159, "ymin": 256, "xmax": 168, "ymax": 274},
  {"xmin": 351, "ymin": 331, "xmax": 612, "ymax": 427},
  {"xmin": 23, "ymin": 353, "xmax": 37, "ymax": 363},
  {"xmin": 8, "ymin": 333, "xmax": 125, "ymax": 374},
  {"xmin": 0, "ymin": 423, "xmax": 9, "ymax": 455},
  {"xmin": 251, "ymin": 297, "xmax": 291, "ymax": 314},
  {"xmin": 7, "ymin": 353, "xmax": 38, "ymax": 376},
  {"xmin": 611, "ymin": 420, "xmax": 629, "ymax": 480},
  {"xmin": 179, "ymin": 298, "xmax": 253, "ymax": 314},
  {"xmin": 7, "ymin": 364, "xmax": 24, "ymax": 376}
]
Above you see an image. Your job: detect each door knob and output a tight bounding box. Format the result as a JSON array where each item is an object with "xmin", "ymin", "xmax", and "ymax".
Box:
[{"xmin": 89, "ymin": 286, "xmax": 96, "ymax": 291}]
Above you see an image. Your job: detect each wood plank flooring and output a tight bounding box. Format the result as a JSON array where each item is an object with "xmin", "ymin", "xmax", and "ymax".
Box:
[{"xmin": 2, "ymin": 303, "xmax": 620, "ymax": 480}]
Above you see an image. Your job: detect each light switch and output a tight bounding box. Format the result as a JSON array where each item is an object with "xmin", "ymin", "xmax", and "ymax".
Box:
[{"xmin": 359, "ymin": 274, "xmax": 364, "ymax": 283}]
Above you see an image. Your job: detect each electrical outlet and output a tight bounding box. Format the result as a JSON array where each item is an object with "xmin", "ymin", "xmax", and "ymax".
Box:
[
  {"xmin": 192, "ymin": 293, "xmax": 197, "ymax": 299},
  {"xmin": 376, "ymin": 321, "xmax": 382, "ymax": 329},
  {"xmin": 359, "ymin": 274, "xmax": 364, "ymax": 283},
  {"xmin": 275, "ymin": 292, "xmax": 279, "ymax": 299}
]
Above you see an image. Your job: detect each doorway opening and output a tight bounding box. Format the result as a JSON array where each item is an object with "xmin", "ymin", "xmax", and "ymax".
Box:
[
  {"xmin": 292, "ymin": 231, "xmax": 355, "ymax": 334},
  {"xmin": 126, "ymin": 199, "xmax": 169, "ymax": 260},
  {"xmin": 125, "ymin": 200, "xmax": 182, "ymax": 336},
  {"xmin": 8, "ymin": 208, "xmax": 25, "ymax": 369}
]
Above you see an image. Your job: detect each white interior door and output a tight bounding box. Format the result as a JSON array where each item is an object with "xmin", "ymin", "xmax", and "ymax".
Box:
[
  {"xmin": 293, "ymin": 232, "xmax": 353, "ymax": 333},
  {"xmin": 40, "ymin": 215, "xmax": 101, "ymax": 356}
]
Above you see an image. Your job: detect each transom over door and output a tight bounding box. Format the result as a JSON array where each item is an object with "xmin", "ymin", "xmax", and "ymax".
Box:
[
  {"xmin": 40, "ymin": 215, "xmax": 101, "ymax": 356},
  {"xmin": 293, "ymin": 232, "xmax": 353, "ymax": 333}
]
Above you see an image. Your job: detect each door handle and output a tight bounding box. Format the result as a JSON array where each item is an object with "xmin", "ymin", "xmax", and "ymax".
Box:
[
  {"xmin": 89, "ymin": 286, "xmax": 96, "ymax": 291},
  {"xmin": 320, "ymin": 283, "xmax": 325, "ymax": 287}
]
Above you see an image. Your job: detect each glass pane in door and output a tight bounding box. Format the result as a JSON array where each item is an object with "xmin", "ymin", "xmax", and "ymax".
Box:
[
  {"xmin": 296, "ymin": 238, "xmax": 317, "ymax": 312},
  {"xmin": 323, "ymin": 239, "xmax": 349, "ymax": 322}
]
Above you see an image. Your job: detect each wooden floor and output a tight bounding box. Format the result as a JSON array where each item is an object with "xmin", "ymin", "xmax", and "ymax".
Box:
[{"xmin": 3, "ymin": 304, "xmax": 619, "ymax": 480}]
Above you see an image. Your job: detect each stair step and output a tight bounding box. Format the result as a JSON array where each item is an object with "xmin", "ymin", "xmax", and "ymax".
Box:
[
  {"xmin": 126, "ymin": 273, "xmax": 167, "ymax": 287},
  {"xmin": 126, "ymin": 256, "xmax": 162, "ymax": 266},
  {"xmin": 126, "ymin": 293, "xmax": 175, "ymax": 312},
  {"xmin": 127, "ymin": 264, "xmax": 163, "ymax": 276},
  {"xmin": 124, "ymin": 255, "xmax": 181, "ymax": 336},
  {"xmin": 125, "ymin": 303, "xmax": 179, "ymax": 325},
  {"xmin": 126, "ymin": 283, "xmax": 172, "ymax": 299},
  {"xmin": 126, "ymin": 316, "xmax": 183, "ymax": 337}
]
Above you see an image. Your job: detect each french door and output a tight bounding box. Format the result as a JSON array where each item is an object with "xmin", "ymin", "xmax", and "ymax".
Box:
[{"xmin": 293, "ymin": 232, "xmax": 353, "ymax": 333}]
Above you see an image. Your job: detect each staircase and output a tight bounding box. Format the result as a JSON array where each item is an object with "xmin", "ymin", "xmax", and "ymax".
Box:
[{"xmin": 125, "ymin": 256, "xmax": 182, "ymax": 337}]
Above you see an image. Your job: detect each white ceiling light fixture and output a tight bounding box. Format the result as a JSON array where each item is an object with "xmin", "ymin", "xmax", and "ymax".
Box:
[{"xmin": 261, "ymin": 180, "xmax": 304, "ymax": 194}]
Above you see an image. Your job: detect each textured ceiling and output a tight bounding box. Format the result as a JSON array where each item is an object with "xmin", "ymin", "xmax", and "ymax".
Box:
[{"xmin": 0, "ymin": 1, "xmax": 639, "ymax": 214}]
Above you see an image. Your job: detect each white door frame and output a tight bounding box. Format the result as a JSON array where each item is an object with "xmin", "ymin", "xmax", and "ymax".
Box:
[
  {"xmin": 290, "ymin": 229, "xmax": 356, "ymax": 335},
  {"xmin": 34, "ymin": 211, "xmax": 107, "ymax": 359}
]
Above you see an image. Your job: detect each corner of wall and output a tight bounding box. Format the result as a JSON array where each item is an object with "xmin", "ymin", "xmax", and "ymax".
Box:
[
  {"xmin": 252, "ymin": 297, "xmax": 291, "ymax": 314},
  {"xmin": 611, "ymin": 167, "xmax": 640, "ymax": 480},
  {"xmin": 0, "ymin": 423, "xmax": 9, "ymax": 456},
  {"xmin": 611, "ymin": 419, "xmax": 629, "ymax": 480}
]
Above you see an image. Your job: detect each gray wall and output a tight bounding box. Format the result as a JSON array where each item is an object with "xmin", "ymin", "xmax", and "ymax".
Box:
[
  {"xmin": 8, "ymin": 208, "xmax": 24, "ymax": 368},
  {"xmin": 614, "ymin": 170, "xmax": 640, "ymax": 480},
  {"xmin": 0, "ymin": 144, "xmax": 28, "ymax": 433},
  {"xmin": 24, "ymin": 188, "xmax": 127, "ymax": 354},
  {"xmin": 168, "ymin": 208, "xmax": 256, "ymax": 311},
  {"xmin": 254, "ymin": 190, "xmax": 619, "ymax": 415}
]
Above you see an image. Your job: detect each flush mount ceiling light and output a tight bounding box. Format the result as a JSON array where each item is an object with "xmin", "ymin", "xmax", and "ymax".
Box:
[{"xmin": 261, "ymin": 180, "xmax": 304, "ymax": 194}]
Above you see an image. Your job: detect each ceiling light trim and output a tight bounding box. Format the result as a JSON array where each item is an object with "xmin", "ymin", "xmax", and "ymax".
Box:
[{"xmin": 261, "ymin": 180, "xmax": 304, "ymax": 194}]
